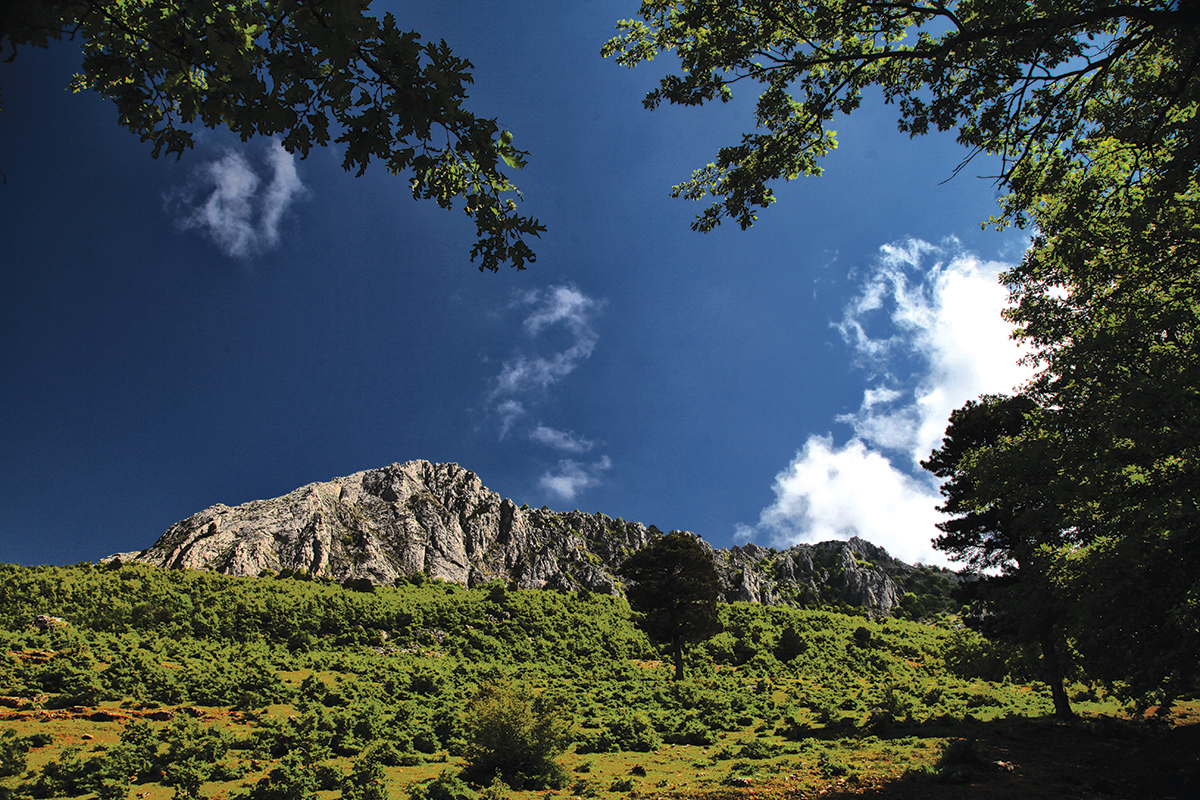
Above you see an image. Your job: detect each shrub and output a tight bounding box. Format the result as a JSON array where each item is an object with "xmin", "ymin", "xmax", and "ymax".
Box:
[
  {"xmin": 411, "ymin": 770, "xmax": 477, "ymax": 800},
  {"xmin": 461, "ymin": 678, "xmax": 572, "ymax": 789},
  {"xmin": 478, "ymin": 777, "xmax": 510, "ymax": 800},
  {"xmin": 735, "ymin": 738, "xmax": 781, "ymax": 759},
  {"xmin": 664, "ymin": 715, "xmax": 718, "ymax": 746},
  {"xmin": 817, "ymin": 754, "xmax": 852, "ymax": 778},
  {"xmin": 600, "ymin": 710, "xmax": 661, "ymax": 752},
  {"xmin": 342, "ymin": 743, "xmax": 391, "ymax": 800},
  {"xmin": 0, "ymin": 730, "xmax": 29, "ymax": 780},
  {"xmin": 852, "ymin": 626, "xmax": 872, "ymax": 648},
  {"xmin": 240, "ymin": 752, "xmax": 319, "ymax": 800},
  {"xmin": 774, "ymin": 626, "xmax": 806, "ymax": 662},
  {"xmin": 775, "ymin": 713, "xmax": 811, "ymax": 741},
  {"xmin": 941, "ymin": 628, "xmax": 1009, "ymax": 681}
]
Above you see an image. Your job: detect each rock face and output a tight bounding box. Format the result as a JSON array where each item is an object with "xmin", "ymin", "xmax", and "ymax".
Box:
[
  {"xmin": 714, "ymin": 538, "xmax": 904, "ymax": 614},
  {"xmin": 114, "ymin": 460, "xmax": 913, "ymax": 616}
]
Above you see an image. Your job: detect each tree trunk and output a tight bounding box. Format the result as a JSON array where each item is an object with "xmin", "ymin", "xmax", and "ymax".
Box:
[
  {"xmin": 1040, "ymin": 631, "xmax": 1074, "ymax": 719},
  {"xmin": 671, "ymin": 636, "xmax": 684, "ymax": 681},
  {"xmin": 1049, "ymin": 675, "xmax": 1073, "ymax": 719}
]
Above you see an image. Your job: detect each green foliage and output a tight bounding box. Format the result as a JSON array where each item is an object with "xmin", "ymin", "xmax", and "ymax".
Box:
[
  {"xmin": 241, "ymin": 750, "xmax": 320, "ymax": 800},
  {"xmin": 2, "ymin": 0, "xmax": 543, "ymax": 271},
  {"xmin": 461, "ymin": 678, "xmax": 572, "ymax": 789},
  {"xmin": 0, "ymin": 560, "xmax": 1076, "ymax": 800},
  {"xmin": 604, "ymin": 1, "xmax": 1198, "ymax": 233},
  {"xmin": 619, "ymin": 532, "xmax": 722, "ymax": 679},
  {"xmin": 10, "ymin": 713, "xmax": 238, "ymax": 800},
  {"xmin": 998, "ymin": 152, "xmax": 1200, "ymax": 703},
  {"xmin": 0, "ymin": 730, "xmax": 28, "ymax": 781},
  {"xmin": 340, "ymin": 741, "xmax": 395, "ymax": 800},
  {"xmin": 927, "ymin": 157, "xmax": 1200, "ymax": 702},
  {"xmin": 923, "ymin": 396, "xmax": 1078, "ymax": 717},
  {"xmin": 773, "ymin": 625, "xmax": 805, "ymax": 662},
  {"xmin": 576, "ymin": 709, "xmax": 661, "ymax": 754},
  {"xmin": 410, "ymin": 770, "xmax": 478, "ymax": 800},
  {"xmin": 892, "ymin": 567, "xmax": 961, "ymax": 621},
  {"xmin": 941, "ymin": 628, "xmax": 1010, "ymax": 683}
]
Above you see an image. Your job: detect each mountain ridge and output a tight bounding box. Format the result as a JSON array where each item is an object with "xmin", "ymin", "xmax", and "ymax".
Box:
[{"xmin": 109, "ymin": 460, "xmax": 954, "ymax": 617}]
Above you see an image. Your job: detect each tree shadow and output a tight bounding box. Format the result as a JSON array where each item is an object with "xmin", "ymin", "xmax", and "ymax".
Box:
[{"xmin": 802, "ymin": 711, "xmax": 1200, "ymax": 799}]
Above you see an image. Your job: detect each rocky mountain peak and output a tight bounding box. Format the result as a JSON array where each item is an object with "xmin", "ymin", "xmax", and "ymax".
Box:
[{"xmin": 113, "ymin": 460, "xmax": 931, "ymax": 617}]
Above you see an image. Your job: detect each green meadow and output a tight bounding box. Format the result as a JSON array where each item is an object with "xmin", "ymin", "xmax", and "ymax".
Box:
[{"xmin": 1, "ymin": 562, "xmax": 1195, "ymax": 799}]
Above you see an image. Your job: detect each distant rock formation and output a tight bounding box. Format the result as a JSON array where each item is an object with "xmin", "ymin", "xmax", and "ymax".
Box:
[{"xmin": 110, "ymin": 460, "xmax": 928, "ymax": 617}]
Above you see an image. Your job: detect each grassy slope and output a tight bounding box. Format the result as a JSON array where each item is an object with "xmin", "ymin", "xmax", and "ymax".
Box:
[{"xmin": 0, "ymin": 563, "xmax": 1197, "ymax": 799}]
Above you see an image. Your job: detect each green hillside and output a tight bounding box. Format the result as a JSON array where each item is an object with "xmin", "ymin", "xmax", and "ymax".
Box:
[{"xmin": 0, "ymin": 562, "xmax": 1194, "ymax": 799}]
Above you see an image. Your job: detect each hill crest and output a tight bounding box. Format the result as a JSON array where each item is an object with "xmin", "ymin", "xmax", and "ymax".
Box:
[{"xmin": 111, "ymin": 460, "xmax": 947, "ymax": 617}]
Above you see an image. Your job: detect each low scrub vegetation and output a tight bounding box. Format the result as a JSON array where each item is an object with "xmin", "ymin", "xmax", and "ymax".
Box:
[{"xmin": 0, "ymin": 562, "xmax": 1193, "ymax": 799}]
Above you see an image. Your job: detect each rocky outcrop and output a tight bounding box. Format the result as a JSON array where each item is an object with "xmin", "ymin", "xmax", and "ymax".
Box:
[
  {"xmin": 112, "ymin": 460, "xmax": 912, "ymax": 617},
  {"xmin": 30, "ymin": 615, "xmax": 66, "ymax": 632},
  {"xmin": 115, "ymin": 462, "xmax": 658, "ymax": 594},
  {"xmin": 711, "ymin": 538, "xmax": 903, "ymax": 615}
]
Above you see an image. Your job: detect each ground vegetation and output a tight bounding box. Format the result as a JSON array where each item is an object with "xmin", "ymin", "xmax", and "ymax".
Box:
[{"xmin": 0, "ymin": 562, "xmax": 1196, "ymax": 799}]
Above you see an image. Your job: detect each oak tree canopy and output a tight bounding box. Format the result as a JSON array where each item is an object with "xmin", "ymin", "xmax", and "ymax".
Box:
[
  {"xmin": 0, "ymin": 0, "xmax": 543, "ymax": 271},
  {"xmin": 604, "ymin": 0, "xmax": 1199, "ymax": 231}
]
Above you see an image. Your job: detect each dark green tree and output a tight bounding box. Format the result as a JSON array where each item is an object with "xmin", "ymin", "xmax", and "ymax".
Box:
[
  {"xmin": 1, "ymin": 0, "xmax": 542, "ymax": 271},
  {"xmin": 773, "ymin": 624, "xmax": 805, "ymax": 663},
  {"xmin": 604, "ymin": 0, "xmax": 1199, "ymax": 232},
  {"xmin": 998, "ymin": 150, "xmax": 1200, "ymax": 705},
  {"xmin": 618, "ymin": 531, "xmax": 722, "ymax": 680},
  {"xmin": 922, "ymin": 395, "xmax": 1076, "ymax": 718}
]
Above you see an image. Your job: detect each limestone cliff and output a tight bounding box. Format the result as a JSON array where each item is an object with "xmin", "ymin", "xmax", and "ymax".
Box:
[{"xmin": 112, "ymin": 460, "xmax": 922, "ymax": 617}]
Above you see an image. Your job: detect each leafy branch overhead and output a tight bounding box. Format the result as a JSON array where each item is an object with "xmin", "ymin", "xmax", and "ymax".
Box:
[
  {"xmin": 0, "ymin": 0, "xmax": 543, "ymax": 271},
  {"xmin": 603, "ymin": 0, "xmax": 1200, "ymax": 231}
]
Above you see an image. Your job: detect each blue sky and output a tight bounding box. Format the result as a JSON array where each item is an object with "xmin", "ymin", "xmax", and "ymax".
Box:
[{"xmin": 1, "ymin": 1, "xmax": 1032, "ymax": 568}]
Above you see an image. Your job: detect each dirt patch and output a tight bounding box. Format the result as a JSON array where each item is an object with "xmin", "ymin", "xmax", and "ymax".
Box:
[{"xmin": 0, "ymin": 704, "xmax": 221, "ymax": 724}]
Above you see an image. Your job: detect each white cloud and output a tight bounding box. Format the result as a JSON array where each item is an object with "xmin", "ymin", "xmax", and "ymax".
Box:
[
  {"xmin": 741, "ymin": 237, "xmax": 1033, "ymax": 566},
  {"xmin": 751, "ymin": 436, "xmax": 947, "ymax": 566},
  {"xmin": 538, "ymin": 456, "xmax": 612, "ymax": 502},
  {"xmin": 530, "ymin": 425, "xmax": 595, "ymax": 453},
  {"xmin": 495, "ymin": 351, "xmax": 592, "ymax": 395},
  {"xmin": 486, "ymin": 285, "xmax": 610, "ymax": 503},
  {"xmin": 496, "ymin": 400, "xmax": 526, "ymax": 439},
  {"xmin": 836, "ymin": 237, "xmax": 1032, "ymax": 467},
  {"xmin": 168, "ymin": 139, "xmax": 306, "ymax": 258},
  {"xmin": 523, "ymin": 285, "xmax": 597, "ymax": 337},
  {"xmin": 492, "ymin": 285, "xmax": 600, "ymax": 396},
  {"xmin": 258, "ymin": 140, "xmax": 305, "ymax": 249}
]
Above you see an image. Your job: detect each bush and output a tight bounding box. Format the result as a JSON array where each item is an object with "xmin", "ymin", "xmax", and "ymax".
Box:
[
  {"xmin": 774, "ymin": 713, "xmax": 811, "ymax": 741},
  {"xmin": 663, "ymin": 715, "xmax": 718, "ymax": 746},
  {"xmin": 852, "ymin": 626, "xmax": 872, "ymax": 648},
  {"xmin": 342, "ymin": 743, "xmax": 391, "ymax": 800},
  {"xmin": 0, "ymin": 730, "xmax": 28, "ymax": 780},
  {"xmin": 941, "ymin": 629, "xmax": 1009, "ymax": 681},
  {"xmin": 601, "ymin": 710, "xmax": 661, "ymax": 752},
  {"xmin": 774, "ymin": 626, "xmax": 806, "ymax": 662},
  {"xmin": 735, "ymin": 738, "xmax": 781, "ymax": 759},
  {"xmin": 461, "ymin": 678, "xmax": 572, "ymax": 789},
  {"xmin": 411, "ymin": 770, "xmax": 477, "ymax": 800}
]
